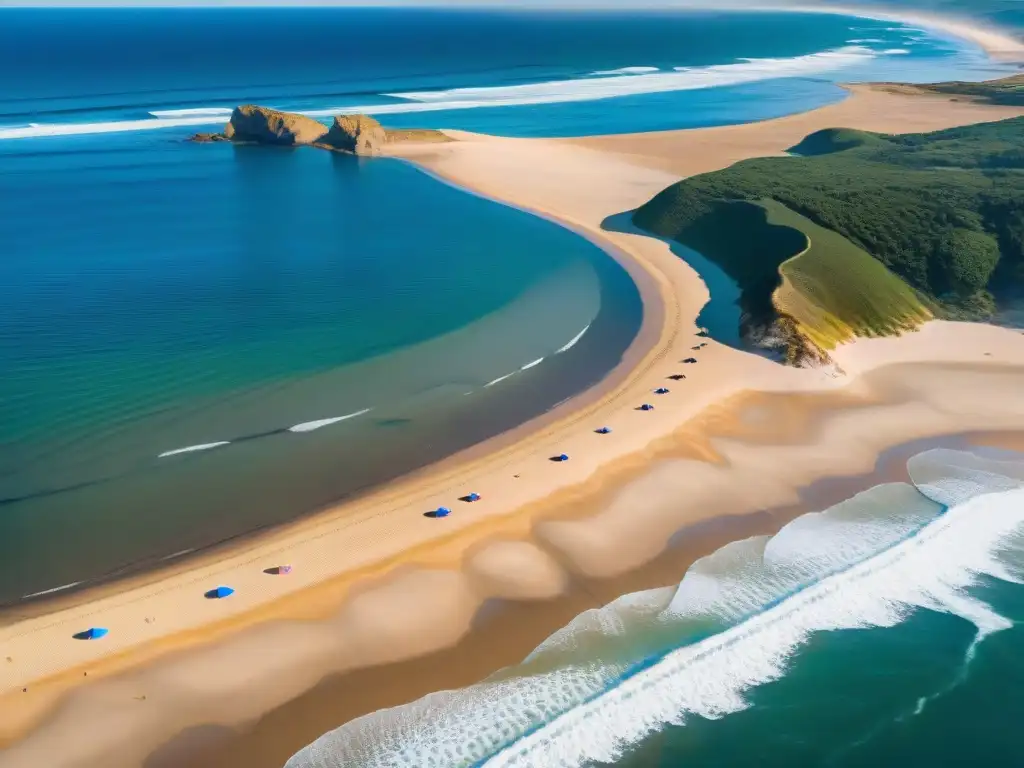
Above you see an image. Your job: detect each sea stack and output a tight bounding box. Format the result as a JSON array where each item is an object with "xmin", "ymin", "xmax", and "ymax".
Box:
[
  {"xmin": 322, "ymin": 114, "xmax": 388, "ymax": 155},
  {"xmin": 222, "ymin": 105, "xmax": 328, "ymax": 145},
  {"xmin": 191, "ymin": 106, "xmax": 449, "ymax": 153}
]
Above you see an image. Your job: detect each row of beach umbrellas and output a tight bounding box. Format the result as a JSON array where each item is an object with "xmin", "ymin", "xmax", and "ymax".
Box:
[
  {"xmin": 75, "ymin": 368, "xmax": 693, "ymax": 640},
  {"xmin": 73, "ymin": 566, "xmax": 293, "ymax": 641},
  {"xmin": 428, "ymin": 380, "xmax": 681, "ymax": 518}
]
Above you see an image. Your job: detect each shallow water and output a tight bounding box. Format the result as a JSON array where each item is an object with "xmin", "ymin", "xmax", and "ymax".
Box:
[
  {"xmin": 0, "ymin": 134, "xmax": 641, "ymax": 601},
  {"xmin": 285, "ymin": 446, "xmax": 1024, "ymax": 768},
  {"xmin": 0, "ymin": 7, "xmax": 1008, "ymax": 604}
]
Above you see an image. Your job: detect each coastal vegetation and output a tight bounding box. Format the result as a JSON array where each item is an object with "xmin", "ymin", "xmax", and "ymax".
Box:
[
  {"xmin": 634, "ymin": 115, "xmax": 1024, "ymax": 363},
  {"xmin": 870, "ymin": 74, "xmax": 1024, "ymax": 106}
]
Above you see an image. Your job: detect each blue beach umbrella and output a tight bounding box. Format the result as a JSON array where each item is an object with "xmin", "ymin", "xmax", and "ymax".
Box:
[
  {"xmin": 73, "ymin": 627, "xmax": 108, "ymax": 640},
  {"xmin": 639, "ymin": 403, "xmax": 655, "ymax": 411},
  {"xmin": 435, "ymin": 506, "xmax": 452, "ymax": 518},
  {"xmin": 654, "ymin": 387, "xmax": 670, "ymax": 394},
  {"xmin": 205, "ymin": 586, "xmax": 235, "ymax": 599},
  {"xmin": 595, "ymin": 427, "xmax": 612, "ymax": 434},
  {"xmin": 558, "ymin": 453, "xmax": 569, "ymax": 461},
  {"xmin": 466, "ymin": 493, "xmax": 481, "ymax": 502}
]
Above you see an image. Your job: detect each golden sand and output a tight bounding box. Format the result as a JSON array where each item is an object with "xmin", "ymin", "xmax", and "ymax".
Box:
[{"xmin": 3, "ymin": 63, "xmax": 1024, "ymax": 768}]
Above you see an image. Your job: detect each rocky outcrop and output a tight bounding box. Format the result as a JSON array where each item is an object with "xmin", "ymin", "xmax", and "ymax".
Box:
[
  {"xmin": 190, "ymin": 132, "xmax": 229, "ymax": 143},
  {"xmin": 190, "ymin": 106, "xmax": 451, "ymax": 154},
  {"xmin": 321, "ymin": 114, "xmax": 387, "ymax": 155},
  {"xmin": 221, "ymin": 105, "xmax": 328, "ymax": 145}
]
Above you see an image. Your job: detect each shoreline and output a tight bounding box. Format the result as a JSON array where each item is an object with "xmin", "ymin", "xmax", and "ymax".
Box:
[
  {"xmin": 785, "ymin": 3, "xmax": 1024, "ymax": 63},
  {"xmin": 164, "ymin": 426, "xmax": 1022, "ymax": 768},
  {"xmin": 0, "ymin": 214, "xmax": 648, "ymax": 614},
  {"xmin": 5, "ymin": 63, "xmax": 1024, "ymax": 768}
]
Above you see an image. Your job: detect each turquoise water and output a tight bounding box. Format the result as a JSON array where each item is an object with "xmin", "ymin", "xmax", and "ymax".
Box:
[
  {"xmin": 2, "ymin": 8, "xmax": 1020, "ymax": 764},
  {"xmin": 4, "ymin": 7, "xmax": 1003, "ymax": 600},
  {"xmin": 286, "ymin": 446, "xmax": 1024, "ymax": 768},
  {"xmin": 0, "ymin": 132, "xmax": 640, "ymax": 600}
]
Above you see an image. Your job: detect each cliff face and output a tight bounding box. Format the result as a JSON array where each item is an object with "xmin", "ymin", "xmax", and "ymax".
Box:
[
  {"xmin": 322, "ymin": 114, "xmax": 387, "ymax": 155},
  {"xmin": 222, "ymin": 105, "xmax": 328, "ymax": 145}
]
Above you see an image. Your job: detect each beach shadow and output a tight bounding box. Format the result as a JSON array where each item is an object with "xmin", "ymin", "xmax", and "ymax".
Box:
[{"xmin": 144, "ymin": 724, "xmax": 235, "ymax": 768}]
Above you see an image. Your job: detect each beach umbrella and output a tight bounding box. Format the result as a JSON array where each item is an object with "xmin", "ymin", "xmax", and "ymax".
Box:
[
  {"xmin": 558, "ymin": 453, "xmax": 570, "ymax": 461},
  {"xmin": 434, "ymin": 506, "xmax": 452, "ymax": 518},
  {"xmin": 73, "ymin": 627, "xmax": 108, "ymax": 640},
  {"xmin": 640, "ymin": 403, "xmax": 655, "ymax": 411},
  {"xmin": 265, "ymin": 565, "xmax": 292, "ymax": 575},
  {"xmin": 466, "ymin": 493, "xmax": 481, "ymax": 502},
  {"xmin": 654, "ymin": 387, "xmax": 670, "ymax": 394},
  {"xmin": 205, "ymin": 586, "xmax": 235, "ymax": 599},
  {"xmin": 595, "ymin": 427, "xmax": 612, "ymax": 434}
]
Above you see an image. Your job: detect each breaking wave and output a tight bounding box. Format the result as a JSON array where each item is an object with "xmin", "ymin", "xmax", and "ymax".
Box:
[
  {"xmin": 590, "ymin": 66, "xmax": 661, "ymax": 76},
  {"xmin": 284, "ymin": 447, "xmax": 1024, "ymax": 768},
  {"xmin": 0, "ymin": 45, "xmax": 885, "ymax": 140},
  {"xmin": 288, "ymin": 409, "xmax": 372, "ymax": 433},
  {"xmin": 385, "ymin": 45, "xmax": 878, "ymax": 110},
  {"xmin": 556, "ymin": 324, "xmax": 590, "ymax": 354},
  {"xmin": 157, "ymin": 441, "xmax": 230, "ymax": 458}
]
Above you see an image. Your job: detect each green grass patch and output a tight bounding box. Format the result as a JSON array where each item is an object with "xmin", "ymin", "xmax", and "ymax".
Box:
[{"xmin": 761, "ymin": 200, "xmax": 932, "ymax": 350}]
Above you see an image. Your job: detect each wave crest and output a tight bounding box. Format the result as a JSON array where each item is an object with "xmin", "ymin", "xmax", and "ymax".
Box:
[
  {"xmin": 284, "ymin": 448, "xmax": 1024, "ymax": 768},
  {"xmin": 0, "ymin": 46, "xmax": 883, "ymax": 141}
]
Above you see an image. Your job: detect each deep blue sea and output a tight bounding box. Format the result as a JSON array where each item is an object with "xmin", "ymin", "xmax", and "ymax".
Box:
[{"xmin": 0, "ymin": 6, "xmax": 1020, "ymax": 767}]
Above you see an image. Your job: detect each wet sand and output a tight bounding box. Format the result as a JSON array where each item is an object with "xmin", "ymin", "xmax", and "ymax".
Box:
[{"xmin": 3, "ymin": 67, "xmax": 1024, "ymax": 768}]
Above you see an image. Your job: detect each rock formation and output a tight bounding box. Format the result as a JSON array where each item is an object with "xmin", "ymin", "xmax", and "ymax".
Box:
[
  {"xmin": 190, "ymin": 132, "xmax": 229, "ymax": 143},
  {"xmin": 191, "ymin": 106, "xmax": 450, "ymax": 154},
  {"xmin": 321, "ymin": 114, "xmax": 387, "ymax": 155},
  {"xmin": 221, "ymin": 105, "xmax": 328, "ymax": 146}
]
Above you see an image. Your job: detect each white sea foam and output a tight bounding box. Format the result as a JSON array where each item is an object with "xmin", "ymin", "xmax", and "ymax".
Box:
[
  {"xmin": 556, "ymin": 324, "xmax": 590, "ymax": 354},
  {"xmin": 520, "ymin": 358, "xmax": 544, "ymax": 371},
  {"xmin": 390, "ymin": 46, "xmax": 879, "ymax": 111},
  {"xmin": 847, "ymin": 38, "xmax": 885, "ymax": 44},
  {"xmin": 21, "ymin": 581, "xmax": 83, "ymax": 599},
  {"xmin": 882, "ymin": 48, "xmax": 912, "ymax": 55},
  {"xmin": 0, "ymin": 46, "xmax": 883, "ymax": 141},
  {"xmin": 590, "ymin": 66, "xmax": 661, "ymax": 76},
  {"xmin": 288, "ymin": 409, "xmax": 371, "ymax": 433},
  {"xmin": 285, "ymin": 449, "xmax": 1024, "ymax": 768},
  {"xmin": 484, "ymin": 372, "xmax": 517, "ymax": 388},
  {"xmin": 157, "ymin": 441, "xmax": 230, "ymax": 459}
]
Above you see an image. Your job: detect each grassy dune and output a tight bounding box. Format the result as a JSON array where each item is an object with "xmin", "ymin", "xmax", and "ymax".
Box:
[
  {"xmin": 633, "ymin": 113, "xmax": 1024, "ymax": 363},
  {"xmin": 763, "ymin": 200, "xmax": 932, "ymax": 352}
]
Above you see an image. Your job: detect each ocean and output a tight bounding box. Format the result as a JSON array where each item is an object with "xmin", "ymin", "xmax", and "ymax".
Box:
[
  {"xmin": 286, "ymin": 445, "xmax": 1024, "ymax": 768},
  {"xmin": 0, "ymin": 5, "xmax": 1019, "ymax": 765}
]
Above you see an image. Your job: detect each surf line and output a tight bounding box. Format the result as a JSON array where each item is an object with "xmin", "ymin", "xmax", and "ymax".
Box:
[
  {"xmin": 557, "ymin": 324, "xmax": 590, "ymax": 354},
  {"xmin": 157, "ymin": 408, "xmax": 373, "ymax": 459},
  {"xmin": 157, "ymin": 441, "xmax": 231, "ymax": 459}
]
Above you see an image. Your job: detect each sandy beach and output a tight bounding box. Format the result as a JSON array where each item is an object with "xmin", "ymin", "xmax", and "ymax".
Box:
[{"xmin": 4, "ymin": 22, "xmax": 1024, "ymax": 768}]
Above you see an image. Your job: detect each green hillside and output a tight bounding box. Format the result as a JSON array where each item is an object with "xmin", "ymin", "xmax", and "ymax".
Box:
[{"xmin": 633, "ymin": 115, "xmax": 1024, "ymax": 362}]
